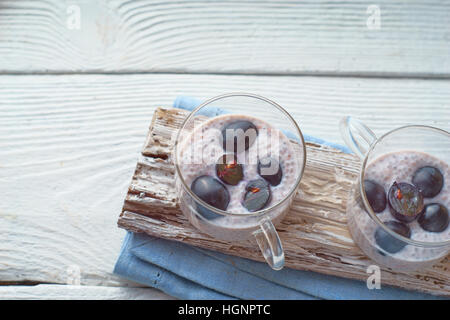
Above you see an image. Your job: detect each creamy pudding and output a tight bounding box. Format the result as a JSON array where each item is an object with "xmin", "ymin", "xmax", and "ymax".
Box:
[
  {"xmin": 176, "ymin": 114, "xmax": 301, "ymax": 240},
  {"xmin": 348, "ymin": 151, "xmax": 450, "ymax": 270}
]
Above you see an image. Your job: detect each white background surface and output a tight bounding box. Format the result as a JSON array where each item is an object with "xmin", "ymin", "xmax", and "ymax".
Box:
[{"xmin": 0, "ymin": 0, "xmax": 449, "ymax": 299}]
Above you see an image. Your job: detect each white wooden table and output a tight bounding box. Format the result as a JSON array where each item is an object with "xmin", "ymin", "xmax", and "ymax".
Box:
[{"xmin": 1, "ymin": 0, "xmax": 449, "ymax": 299}]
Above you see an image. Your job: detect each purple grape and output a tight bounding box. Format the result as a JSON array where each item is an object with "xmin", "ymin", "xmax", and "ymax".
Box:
[
  {"xmin": 388, "ymin": 182, "xmax": 424, "ymax": 222},
  {"xmin": 375, "ymin": 220, "xmax": 411, "ymax": 254},
  {"xmin": 216, "ymin": 154, "xmax": 243, "ymax": 185},
  {"xmin": 191, "ymin": 175, "xmax": 230, "ymax": 219},
  {"xmin": 242, "ymin": 179, "xmax": 271, "ymax": 212},
  {"xmin": 222, "ymin": 121, "xmax": 258, "ymax": 153},
  {"xmin": 364, "ymin": 180, "xmax": 386, "ymax": 213},
  {"xmin": 258, "ymin": 157, "xmax": 282, "ymax": 186},
  {"xmin": 418, "ymin": 203, "xmax": 449, "ymax": 233},
  {"xmin": 412, "ymin": 166, "xmax": 444, "ymax": 198}
]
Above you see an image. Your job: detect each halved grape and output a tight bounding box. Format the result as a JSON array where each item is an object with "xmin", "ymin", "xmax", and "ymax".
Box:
[
  {"xmin": 216, "ymin": 154, "xmax": 243, "ymax": 185},
  {"xmin": 388, "ymin": 182, "xmax": 424, "ymax": 222},
  {"xmin": 242, "ymin": 179, "xmax": 271, "ymax": 212}
]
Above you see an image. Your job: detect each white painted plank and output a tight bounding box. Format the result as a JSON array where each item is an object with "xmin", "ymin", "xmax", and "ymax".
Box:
[
  {"xmin": 0, "ymin": 0, "xmax": 449, "ymax": 76},
  {"xmin": 0, "ymin": 73, "xmax": 449, "ymax": 286},
  {"xmin": 0, "ymin": 284, "xmax": 174, "ymax": 300}
]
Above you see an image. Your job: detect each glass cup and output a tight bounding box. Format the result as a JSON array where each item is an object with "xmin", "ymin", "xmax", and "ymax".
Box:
[
  {"xmin": 340, "ymin": 117, "xmax": 450, "ymax": 271},
  {"xmin": 174, "ymin": 93, "xmax": 306, "ymax": 270}
]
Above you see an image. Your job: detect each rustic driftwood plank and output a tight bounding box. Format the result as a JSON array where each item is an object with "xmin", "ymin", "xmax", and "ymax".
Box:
[{"xmin": 118, "ymin": 107, "xmax": 450, "ymax": 296}]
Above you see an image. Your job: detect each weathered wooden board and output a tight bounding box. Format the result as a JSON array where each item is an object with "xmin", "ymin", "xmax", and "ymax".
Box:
[
  {"xmin": 0, "ymin": 284, "xmax": 173, "ymax": 300},
  {"xmin": 1, "ymin": 0, "xmax": 450, "ymax": 77},
  {"xmin": 1, "ymin": 74, "xmax": 449, "ymax": 289},
  {"xmin": 118, "ymin": 107, "xmax": 450, "ymax": 296}
]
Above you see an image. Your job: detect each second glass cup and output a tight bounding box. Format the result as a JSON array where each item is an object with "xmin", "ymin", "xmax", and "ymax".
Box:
[
  {"xmin": 174, "ymin": 93, "xmax": 306, "ymax": 270},
  {"xmin": 340, "ymin": 117, "xmax": 450, "ymax": 271}
]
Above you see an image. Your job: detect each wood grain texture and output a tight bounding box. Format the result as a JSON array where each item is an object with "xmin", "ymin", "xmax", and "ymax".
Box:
[
  {"xmin": 1, "ymin": 73, "xmax": 449, "ymax": 288},
  {"xmin": 118, "ymin": 107, "xmax": 450, "ymax": 296},
  {"xmin": 0, "ymin": 284, "xmax": 173, "ymax": 300},
  {"xmin": 1, "ymin": 0, "xmax": 450, "ymax": 76}
]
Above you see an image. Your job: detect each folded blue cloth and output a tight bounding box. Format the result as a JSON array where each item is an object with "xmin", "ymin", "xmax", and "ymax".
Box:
[{"xmin": 114, "ymin": 96, "xmax": 444, "ymax": 300}]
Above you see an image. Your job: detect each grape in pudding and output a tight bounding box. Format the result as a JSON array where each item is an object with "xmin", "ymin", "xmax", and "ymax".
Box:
[
  {"xmin": 243, "ymin": 179, "xmax": 272, "ymax": 212},
  {"xmin": 364, "ymin": 180, "xmax": 387, "ymax": 213},
  {"xmin": 412, "ymin": 166, "xmax": 444, "ymax": 198},
  {"xmin": 216, "ymin": 154, "xmax": 243, "ymax": 186},
  {"xmin": 418, "ymin": 203, "xmax": 449, "ymax": 233},
  {"xmin": 191, "ymin": 175, "xmax": 230, "ymax": 220},
  {"xmin": 375, "ymin": 220, "xmax": 411, "ymax": 254},
  {"xmin": 222, "ymin": 120, "xmax": 258, "ymax": 153},
  {"xmin": 388, "ymin": 182, "xmax": 424, "ymax": 223},
  {"xmin": 258, "ymin": 157, "xmax": 282, "ymax": 186},
  {"xmin": 178, "ymin": 113, "xmax": 299, "ymax": 230}
]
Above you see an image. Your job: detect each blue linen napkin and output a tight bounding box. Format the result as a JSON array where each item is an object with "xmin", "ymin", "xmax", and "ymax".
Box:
[{"xmin": 114, "ymin": 96, "xmax": 444, "ymax": 300}]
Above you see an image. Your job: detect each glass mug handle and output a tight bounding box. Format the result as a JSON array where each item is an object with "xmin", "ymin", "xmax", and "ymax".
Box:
[
  {"xmin": 339, "ymin": 116, "xmax": 378, "ymax": 160},
  {"xmin": 253, "ymin": 219, "xmax": 285, "ymax": 270}
]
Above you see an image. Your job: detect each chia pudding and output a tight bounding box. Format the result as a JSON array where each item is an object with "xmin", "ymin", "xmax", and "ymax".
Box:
[
  {"xmin": 176, "ymin": 114, "xmax": 302, "ymax": 240},
  {"xmin": 348, "ymin": 150, "xmax": 450, "ymax": 270}
]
